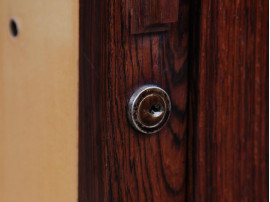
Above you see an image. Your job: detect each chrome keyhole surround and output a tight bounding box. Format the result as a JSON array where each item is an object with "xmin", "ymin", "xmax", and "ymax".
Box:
[{"xmin": 127, "ymin": 85, "xmax": 171, "ymax": 134}]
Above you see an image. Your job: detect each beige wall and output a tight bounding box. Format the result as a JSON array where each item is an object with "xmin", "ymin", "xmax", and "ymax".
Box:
[{"xmin": 0, "ymin": 0, "xmax": 78, "ymax": 201}]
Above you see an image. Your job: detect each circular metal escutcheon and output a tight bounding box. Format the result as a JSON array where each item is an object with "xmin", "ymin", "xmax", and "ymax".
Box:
[{"xmin": 127, "ymin": 85, "xmax": 171, "ymax": 134}]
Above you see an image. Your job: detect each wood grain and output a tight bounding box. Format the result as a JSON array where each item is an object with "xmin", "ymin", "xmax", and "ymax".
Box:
[
  {"xmin": 79, "ymin": 0, "xmax": 190, "ymax": 201},
  {"xmin": 188, "ymin": 0, "xmax": 269, "ymax": 201},
  {"xmin": 130, "ymin": 0, "xmax": 179, "ymax": 34}
]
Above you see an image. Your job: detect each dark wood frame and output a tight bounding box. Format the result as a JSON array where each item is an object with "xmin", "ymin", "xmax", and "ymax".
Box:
[{"xmin": 79, "ymin": 0, "xmax": 268, "ymax": 201}]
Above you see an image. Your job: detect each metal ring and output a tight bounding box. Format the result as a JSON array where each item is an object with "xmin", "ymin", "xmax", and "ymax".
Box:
[{"xmin": 127, "ymin": 85, "xmax": 171, "ymax": 134}]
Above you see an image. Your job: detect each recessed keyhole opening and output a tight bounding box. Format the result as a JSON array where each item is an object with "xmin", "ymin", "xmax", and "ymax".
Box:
[
  {"xmin": 149, "ymin": 103, "xmax": 164, "ymax": 117},
  {"xmin": 10, "ymin": 19, "xmax": 18, "ymax": 37}
]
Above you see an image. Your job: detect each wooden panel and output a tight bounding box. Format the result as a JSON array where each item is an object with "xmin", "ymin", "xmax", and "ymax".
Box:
[
  {"xmin": 0, "ymin": 0, "xmax": 78, "ymax": 201},
  {"xmin": 188, "ymin": 0, "xmax": 268, "ymax": 201},
  {"xmin": 130, "ymin": 0, "xmax": 179, "ymax": 34},
  {"xmin": 79, "ymin": 0, "xmax": 190, "ymax": 201}
]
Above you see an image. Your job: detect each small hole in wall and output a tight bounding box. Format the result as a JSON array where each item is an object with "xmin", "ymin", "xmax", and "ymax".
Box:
[{"xmin": 10, "ymin": 19, "xmax": 18, "ymax": 37}]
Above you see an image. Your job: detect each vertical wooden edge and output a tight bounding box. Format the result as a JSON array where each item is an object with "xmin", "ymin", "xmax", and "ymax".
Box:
[
  {"xmin": 188, "ymin": 0, "xmax": 269, "ymax": 201},
  {"xmin": 187, "ymin": 0, "xmax": 201, "ymax": 201},
  {"xmin": 266, "ymin": 21, "xmax": 269, "ymax": 198},
  {"xmin": 78, "ymin": 0, "xmax": 107, "ymax": 201}
]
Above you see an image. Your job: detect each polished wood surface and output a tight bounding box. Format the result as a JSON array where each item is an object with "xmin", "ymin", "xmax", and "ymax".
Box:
[
  {"xmin": 79, "ymin": 0, "xmax": 190, "ymax": 201},
  {"xmin": 79, "ymin": 0, "xmax": 268, "ymax": 200},
  {"xmin": 130, "ymin": 0, "xmax": 179, "ymax": 34},
  {"xmin": 188, "ymin": 0, "xmax": 269, "ymax": 201}
]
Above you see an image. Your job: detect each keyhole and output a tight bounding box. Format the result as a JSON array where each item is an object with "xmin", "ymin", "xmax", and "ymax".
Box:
[
  {"xmin": 149, "ymin": 103, "xmax": 164, "ymax": 117},
  {"xmin": 10, "ymin": 19, "xmax": 18, "ymax": 37},
  {"xmin": 128, "ymin": 85, "xmax": 171, "ymax": 133}
]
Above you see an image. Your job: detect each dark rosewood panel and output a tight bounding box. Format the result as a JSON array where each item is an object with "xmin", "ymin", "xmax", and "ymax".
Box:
[
  {"xmin": 189, "ymin": 0, "xmax": 269, "ymax": 201},
  {"xmin": 130, "ymin": 0, "xmax": 179, "ymax": 34},
  {"xmin": 79, "ymin": 0, "xmax": 106, "ymax": 201},
  {"xmin": 79, "ymin": 0, "xmax": 190, "ymax": 201}
]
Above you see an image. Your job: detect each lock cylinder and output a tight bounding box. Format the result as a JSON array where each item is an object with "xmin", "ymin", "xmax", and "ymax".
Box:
[{"xmin": 127, "ymin": 85, "xmax": 171, "ymax": 134}]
